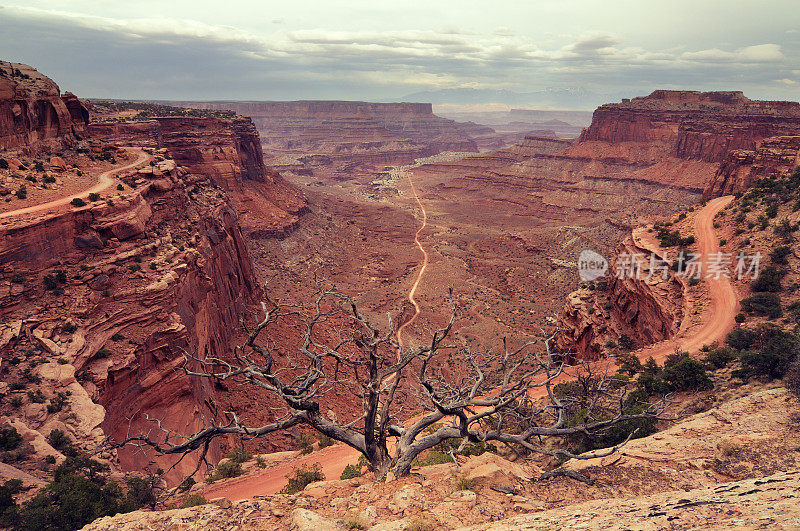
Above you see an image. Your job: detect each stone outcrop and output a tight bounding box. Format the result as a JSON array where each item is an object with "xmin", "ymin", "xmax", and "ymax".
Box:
[
  {"xmin": 556, "ymin": 236, "xmax": 684, "ymax": 358},
  {"xmin": 88, "ymin": 117, "xmax": 307, "ymax": 238},
  {"xmin": 0, "ymin": 152, "xmax": 260, "ymax": 482},
  {"xmin": 582, "ymin": 90, "xmax": 800, "ymax": 163},
  {"xmin": 169, "ymin": 100, "xmax": 482, "ymax": 180},
  {"xmin": 704, "ymin": 135, "xmax": 800, "ymax": 197},
  {"xmin": 0, "ymin": 61, "xmax": 88, "ymax": 150}
]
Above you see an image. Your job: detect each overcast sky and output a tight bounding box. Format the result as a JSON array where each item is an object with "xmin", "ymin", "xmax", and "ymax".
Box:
[{"xmin": 1, "ymin": 1, "xmax": 798, "ymax": 109}]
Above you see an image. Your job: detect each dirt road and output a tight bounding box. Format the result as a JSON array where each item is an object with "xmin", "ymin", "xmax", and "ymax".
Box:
[
  {"xmin": 632, "ymin": 195, "xmax": 739, "ymax": 363},
  {"xmin": 395, "ymin": 172, "xmax": 429, "ymax": 350},
  {"xmin": 0, "ymin": 148, "xmax": 148, "ymax": 221}
]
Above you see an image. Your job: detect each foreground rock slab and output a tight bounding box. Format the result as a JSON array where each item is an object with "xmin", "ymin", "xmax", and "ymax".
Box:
[{"xmin": 462, "ymin": 470, "xmax": 800, "ymax": 530}]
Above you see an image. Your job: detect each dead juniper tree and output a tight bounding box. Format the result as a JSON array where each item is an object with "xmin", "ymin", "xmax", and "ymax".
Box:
[{"xmin": 111, "ymin": 285, "xmax": 668, "ymax": 481}]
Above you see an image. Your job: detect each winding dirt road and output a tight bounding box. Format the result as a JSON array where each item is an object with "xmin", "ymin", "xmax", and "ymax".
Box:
[
  {"xmin": 0, "ymin": 147, "xmax": 148, "ymax": 221},
  {"xmin": 395, "ymin": 172, "xmax": 429, "ymax": 350},
  {"xmin": 631, "ymin": 195, "xmax": 739, "ymax": 363}
]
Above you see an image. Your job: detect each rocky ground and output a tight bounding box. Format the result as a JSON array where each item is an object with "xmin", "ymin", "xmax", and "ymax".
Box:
[{"xmin": 84, "ymin": 387, "xmax": 800, "ymax": 529}]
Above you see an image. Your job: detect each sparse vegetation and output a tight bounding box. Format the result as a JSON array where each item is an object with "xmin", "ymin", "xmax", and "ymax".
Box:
[{"xmin": 281, "ymin": 463, "xmax": 324, "ymax": 495}]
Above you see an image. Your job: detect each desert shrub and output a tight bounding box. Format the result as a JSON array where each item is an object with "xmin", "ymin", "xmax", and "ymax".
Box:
[
  {"xmin": 689, "ymin": 277, "xmax": 700, "ymax": 287},
  {"xmin": 124, "ymin": 476, "xmax": 158, "ymax": 510},
  {"xmin": 15, "ymin": 185, "xmax": 27, "ymax": 200},
  {"xmin": 254, "ymin": 456, "xmax": 267, "ymax": 468},
  {"xmin": 27, "ymin": 390, "xmax": 46, "ymax": 404},
  {"xmin": 95, "ymin": 347, "xmax": 111, "ymax": 359},
  {"xmin": 0, "ymin": 427, "xmax": 22, "ymax": 451},
  {"xmin": 704, "ymin": 347, "xmax": 737, "ymax": 369},
  {"xmin": 618, "ymin": 334, "xmax": 636, "ymax": 351},
  {"xmin": 766, "ymin": 204, "xmax": 778, "ymax": 218},
  {"xmin": 0, "ymin": 158, "xmax": 7, "ymax": 169},
  {"xmin": 340, "ymin": 463, "xmax": 362, "ymax": 480},
  {"xmin": 317, "ymin": 434, "xmax": 334, "ymax": 449},
  {"xmin": 0, "ymin": 480, "xmax": 21, "ymax": 528},
  {"xmin": 110, "ymin": 332, "xmax": 125, "ymax": 341},
  {"xmin": 179, "ymin": 494, "xmax": 207, "ymax": 508},
  {"xmin": 116, "ymin": 184, "xmax": 125, "ymax": 191},
  {"xmin": 734, "ymin": 313, "xmax": 746, "ymax": 324},
  {"xmin": 62, "ymin": 321, "xmax": 78, "ymax": 333},
  {"xmin": 281, "ymin": 464, "xmax": 324, "ymax": 495},
  {"xmin": 296, "ymin": 432, "xmax": 315, "ymax": 455},
  {"xmin": 771, "ymin": 245, "xmax": 793, "ymax": 264},
  {"xmin": 48, "ymin": 429, "xmax": 72, "ymax": 452},
  {"xmin": 416, "ymin": 449, "xmax": 454, "ymax": 467},
  {"xmin": 614, "ymin": 350, "xmax": 643, "ymax": 376},
  {"xmin": 741, "ymin": 292, "xmax": 782, "ymax": 318},
  {"xmin": 70, "ymin": 197, "xmax": 86, "ymax": 207},
  {"xmin": 15, "ymin": 457, "xmax": 135, "ymax": 531},
  {"xmin": 454, "ymin": 475, "xmax": 476, "ymax": 491},
  {"xmin": 210, "ymin": 460, "xmax": 242, "ymax": 481},
  {"xmin": 661, "ymin": 353, "xmax": 712, "ymax": 391},
  {"xmin": 225, "ymin": 448, "xmax": 252, "ymax": 464},
  {"xmin": 735, "ymin": 328, "xmax": 799, "ymax": 380},
  {"xmin": 88, "ymin": 193, "xmax": 100, "ymax": 202},
  {"xmin": 751, "ymin": 266, "xmax": 786, "ymax": 292},
  {"xmin": 128, "ymin": 263, "xmax": 141, "ymax": 272},
  {"xmin": 33, "ymin": 161, "xmax": 45, "ymax": 172},
  {"xmin": 42, "ymin": 174, "xmax": 55, "ymax": 184},
  {"xmin": 346, "ymin": 516, "xmax": 367, "ymax": 530},
  {"xmin": 727, "ymin": 328, "xmax": 758, "ymax": 350}
]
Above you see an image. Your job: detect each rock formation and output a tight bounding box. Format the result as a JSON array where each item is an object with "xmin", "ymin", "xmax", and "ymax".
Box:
[
  {"xmin": 582, "ymin": 90, "xmax": 800, "ymax": 163},
  {"xmin": 168, "ymin": 100, "xmax": 483, "ymax": 180},
  {"xmin": 0, "ymin": 61, "xmax": 89, "ymax": 150},
  {"xmin": 88, "ymin": 117, "xmax": 307, "ymax": 238},
  {"xmin": 704, "ymin": 135, "xmax": 800, "ymax": 197}
]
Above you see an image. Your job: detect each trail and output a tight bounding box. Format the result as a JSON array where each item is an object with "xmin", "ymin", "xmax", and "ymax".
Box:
[
  {"xmin": 0, "ymin": 147, "xmax": 148, "ymax": 221},
  {"xmin": 631, "ymin": 195, "xmax": 739, "ymax": 363},
  {"xmin": 395, "ymin": 171, "xmax": 429, "ymax": 350}
]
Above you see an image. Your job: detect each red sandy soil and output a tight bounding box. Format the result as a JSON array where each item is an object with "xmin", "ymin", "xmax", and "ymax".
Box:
[
  {"xmin": 199, "ymin": 194, "xmax": 739, "ymax": 502},
  {"xmin": 0, "ymin": 148, "xmax": 148, "ymax": 222}
]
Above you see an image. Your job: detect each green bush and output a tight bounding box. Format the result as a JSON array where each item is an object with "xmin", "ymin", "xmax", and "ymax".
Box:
[
  {"xmin": 296, "ymin": 433, "xmax": 315, "ymax": 455},
  {"xmin": 70, "ymin": 197, "xmax": 86, "ymax": 207},
  {"xmin": 734, "ymin": 313, "xmax": 746, "ymax": 324},
  {"xmin": 741, "ymin": 292, "xmax": 782, "ymax": 317},
  {"xmin": 736, "ymin": 328, "xmax": 799, "ymax": 380},
  {"xmin": 42, "ymin": 174, "xmax": 56, "ymax": 184},
  {"xmin": 210, "ymin": 460, "xmax": 242, "ymax": 481},
  {"xmin": 704, "ymin": 347, "xmax": 737, "ymax": 369},
  {"xmin": 0, "ymin": 427, "xmax": 22, "ymax": 451},
  {"xmin": 618, "ymin": 334, "xmax": 636, "ymax": 351},
  {"xmin": 281, "ymin": 464, "xmax": 324, "ymax": 495},
  {"xmin": 62, "ymin": 321, "xmax": 78, "ymax": 333},
  {"xmin": 48, "ymin": 429, "xmax": 72, "ymax": 452},
  {"xmin": 317, "ymin": 435, "xmax": 334, "ymax": 449},
  {"xmin": 180, "ymin": 494, "xmax": 207, "ymax": 508},
  {"xmin": 88, "ymin": 193, "xmax": 100, "ymax": 202},
  {"xmin": 771, "ymin": 245, "xmax": 793, "ymax": 264},
  {"xmin": 340, "ymin": 463, "xmax": 362, "ymax": 480},
  {"xmin": 225, "ymin": 448, "xmax": 252, "ymax": 464},
  {"xmin": 15, "ymin": 457, "xmax": 137, "ymax": 531},
  {"xmin": 661, "ymin": 353, "xmax": 713, "ymax": 391},
  {"xmin": 15, "ymin": 185, "xmax": 27, "ymax": 200},
  {"xmin": 751, "ymin": 266, "xmax": 786, "ymax": 292}
]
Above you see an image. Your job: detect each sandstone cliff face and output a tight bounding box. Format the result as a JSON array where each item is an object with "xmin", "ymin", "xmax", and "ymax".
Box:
[
  {"xmin": 88, "ymin": 117, "xmax": 307, "ymax": 238},
  {"xmin": 704, "ymin": 135, "xmax": 800, "ymax": 197},
  {"xmin": 581, "ymin": 90, "xmax": 800, "ymax": 164},
  {"xmin": 556, "ymin": 237, "xmax": 684, "ymax": 358},
  {"xmin": 0, "ymin": 61, "xmax": 88, "ymax": 150},
  {"xmin": 0, "ymin": 153, "xmax": 259, "ymax": 481}
]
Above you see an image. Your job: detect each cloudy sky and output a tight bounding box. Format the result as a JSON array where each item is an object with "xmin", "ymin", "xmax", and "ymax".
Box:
[{"xmin": 1, "ymin": 0, "xmax": 798, "ymax": 108}]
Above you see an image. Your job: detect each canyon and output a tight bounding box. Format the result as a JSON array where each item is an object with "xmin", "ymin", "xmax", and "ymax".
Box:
[{"xmin": 3, "ymin": 61, "xmax": 800, "ymax": 531}]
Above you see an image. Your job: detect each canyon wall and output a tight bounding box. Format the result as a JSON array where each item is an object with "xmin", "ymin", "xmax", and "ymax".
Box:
[
  {"xmin": 704, "ymin": 135, "xmax": 800, "ymax": 197},
  {"xmin": 0, "ymin": 153, "xmax": 260, "ymax": 481},
  {"xmin": 0, "ymin": 61, "xmax": 89, "ymax": 150},
  {"xmin": 168, "ymin": 100, "xmax": 482, "ymax": 180},
  {"xmin": 581, "ymin": 90, "xmax": 800, "ymax": 164},
  {"xmin": 89, "ymin": 117, "xmax": 307, "ymax": 238}
]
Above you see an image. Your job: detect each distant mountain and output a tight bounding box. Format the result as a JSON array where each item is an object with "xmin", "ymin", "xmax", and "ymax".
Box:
[{"xmin": 400, "ymin": 87, "xmax": 615, "ymax": 110}]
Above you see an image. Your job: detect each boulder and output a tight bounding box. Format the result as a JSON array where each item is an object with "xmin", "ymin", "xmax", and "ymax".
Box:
[{"xmin": 290, "ymin": 508, "xmax": 344, "ymax": 531}]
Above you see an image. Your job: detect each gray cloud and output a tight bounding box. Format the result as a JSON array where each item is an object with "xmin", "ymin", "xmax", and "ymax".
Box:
[{"xmin": 0, "ymin": 4, "xmax": 797, "ymax": 106}]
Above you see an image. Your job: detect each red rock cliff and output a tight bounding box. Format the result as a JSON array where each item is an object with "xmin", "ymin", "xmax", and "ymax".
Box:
[
  {"xmin": 0, "ymin": 61, "xmax": 88, "ymax": 150},
  {"xmin": 88, "ymin": 117, "xmax": 307, "ymax": 238},
  {"xmin": 581, "ymin": 90, "xmax": 800, "ymax": 163}
]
